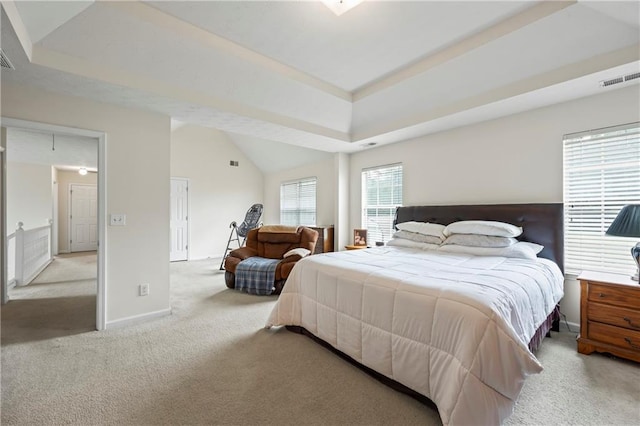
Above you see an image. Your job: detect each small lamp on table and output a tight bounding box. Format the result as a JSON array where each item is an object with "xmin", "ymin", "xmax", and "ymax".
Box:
[{"xmin": 606, "ymin": 204, "xmax": 640, "ymax": 282}]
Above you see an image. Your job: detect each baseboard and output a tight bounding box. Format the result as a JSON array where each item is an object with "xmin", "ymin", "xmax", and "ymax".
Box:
[
  {"xmin": 559, "ymin": 320, "xmax": 580, "ymax": 333},
  {"xmin": 181, "ymin": 255, "xmax": 223, "ymax": 263},
  {"xmin": 58, "ymin": 249, "xmax": 70, "ymax": 254},
  {"xmin": 105, "ymin": 308, "xmax": 172, "ymax": 329}
]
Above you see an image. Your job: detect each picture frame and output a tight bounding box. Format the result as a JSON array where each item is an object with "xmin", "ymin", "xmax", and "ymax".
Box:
[{"xmin": 353, "ymin": 229, "xmax": 367, "ymax": 246}]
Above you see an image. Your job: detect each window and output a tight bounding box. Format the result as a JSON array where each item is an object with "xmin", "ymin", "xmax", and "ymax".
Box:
[
  {"xmin": 362, "ymin": 164, "xmax": 403, "ymax": 244},
  {"xmin": 563, "ymin": 122, "xmax": 640, "ymax": 276},
  {"xmin": 280, "ymin": 177, "xmax": 316, "ymax": 226}
]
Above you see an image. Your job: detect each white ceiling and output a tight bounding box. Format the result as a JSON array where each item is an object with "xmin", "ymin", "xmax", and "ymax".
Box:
[
  {"xmin": 1, "ymin": 1, "xmax": 639, "ymax": 173},
  {"xmin": 6, "ymin": 128, "xmax": 98, "ymax": 172}
]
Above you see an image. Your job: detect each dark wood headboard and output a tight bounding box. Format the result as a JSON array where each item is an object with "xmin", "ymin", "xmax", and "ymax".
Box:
[{"xmin": 394, "ymin": 203, "xmax": 564, "ymax": 272}]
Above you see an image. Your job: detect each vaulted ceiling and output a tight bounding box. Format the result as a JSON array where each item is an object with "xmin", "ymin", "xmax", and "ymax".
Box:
[{"xmin": 1, "ymin": 1, "xmax": 639, "ymax": 172}]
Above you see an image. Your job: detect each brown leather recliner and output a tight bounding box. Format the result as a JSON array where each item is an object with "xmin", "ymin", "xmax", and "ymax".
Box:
[{"xmin": 223, "ymin": 226, "xmax": 318, "ymax": 294}]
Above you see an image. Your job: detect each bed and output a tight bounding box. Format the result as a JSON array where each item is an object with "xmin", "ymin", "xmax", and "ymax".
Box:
[{"xmin": 266, "ymin": 203, "xmax": 564, "ymax": 425}]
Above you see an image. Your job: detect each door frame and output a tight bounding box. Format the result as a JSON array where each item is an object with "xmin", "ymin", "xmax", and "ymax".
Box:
[
  {"xmin": 52, "ymin": 175, "xmax": 59, "ymax": 256},
  {"xmin": 1, "ymin": 137, "xmax": 6, "ymax": 305},
  {"xmin": 170, "ymin": 177, "xmax": 190, "ymax": 262},
  {"xmin": 69, "ymin": 183, "xmax": 98, "ymax": 253},
  {"xmin": 1, "ymin": 117, "xmax": 107, "ymax": 331}
]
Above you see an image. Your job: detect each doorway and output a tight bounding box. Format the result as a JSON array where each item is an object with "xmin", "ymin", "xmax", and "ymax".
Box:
[
  {"xmin": 170, "ymin": 177, "xmax": 189, "ymax": 262},
  {"xmin": 1, "ymin": 118, "xmax": 106, "ymax": 330}
]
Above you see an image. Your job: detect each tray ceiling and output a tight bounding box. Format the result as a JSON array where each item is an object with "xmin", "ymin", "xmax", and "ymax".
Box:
[{"xmin": 1, "ymin": 1, "xmax": 639, "ymax": 171}]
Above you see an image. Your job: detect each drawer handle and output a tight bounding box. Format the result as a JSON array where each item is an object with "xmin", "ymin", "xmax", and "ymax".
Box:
[
  {"xmin": 624, "ymin": 317, "xmax": 640, "ymax": 329},
  {"xmin": 624, "ymin": 338, "xmax": 640, "ymax": 350},
  {"xmin": 598, "ymin": 293, "xmax": 606, "ymax": 298}
]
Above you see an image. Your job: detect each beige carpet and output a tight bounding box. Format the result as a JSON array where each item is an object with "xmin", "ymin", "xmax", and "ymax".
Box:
[
  {"xmin": 3, "ymin": 252, "xmax": 97, "ymax": 344},
  {"xmin": 2, "ymin": 255, "xmax": 639, "ymax": 425}
]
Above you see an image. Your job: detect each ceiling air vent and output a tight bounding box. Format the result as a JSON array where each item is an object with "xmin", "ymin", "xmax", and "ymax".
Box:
[
  {"xmin": 600, "ymin": 76, "xmax": 623, "ymax": 87},
  {"xmin": 0, "ymin": 49, "xmax": 14, "ymax": 70},
  {"xmin": 624, "ymin": 72, "xmax": 640, "ymax": 82},
  {"xmin": 599, "ymin": 71, "xmax": 640, "ymax": 88}
]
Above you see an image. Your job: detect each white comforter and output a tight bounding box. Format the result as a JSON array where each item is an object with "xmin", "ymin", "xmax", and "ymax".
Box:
[{"xmin": 266, "ymin": 246, "xmax": 564, "ymax": 425}]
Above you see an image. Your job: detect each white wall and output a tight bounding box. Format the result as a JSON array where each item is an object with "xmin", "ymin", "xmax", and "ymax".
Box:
[
  {"xmin": 348, "ymin": 86, "xmax": 640, "ymax": 326},
  {"xmin": 2, "ymin": 83, "xmax": 171, "ymax": 326},
  {"xmin": 334, "ymin": 153, "xmax": 350, "ymax": 251},
  {"xmin": 170, "ymin": 124, "xmax": 264, "ymax": 260},
  {"xmin": 349, "ymin": 87, "xmax": 640, "ymax": 228},
  {"xmin": 263, "ymin": 157, "xmax": 335, "ymax": 228},
  {"xmin": 57, "ymin": 169, "xmax": 98, "ymax": 253},
  {"xmin": 6, "ymin": 161, "xmax": 51, "ymax": 233}
]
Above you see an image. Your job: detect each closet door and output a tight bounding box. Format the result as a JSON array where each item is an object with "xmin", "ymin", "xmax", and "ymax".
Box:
[
  {"xmin": 170, "ymin": 178, "xmax": 189, "ymax": 262},
  {"xmin": 70, "ymin": 184, "xmax": 98, "ymax": 252}
]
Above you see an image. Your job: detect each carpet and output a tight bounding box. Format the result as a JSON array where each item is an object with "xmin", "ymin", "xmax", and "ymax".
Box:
[{"xmin": 2, "ymin": 256, "xmax": 639, "ymax": 425}]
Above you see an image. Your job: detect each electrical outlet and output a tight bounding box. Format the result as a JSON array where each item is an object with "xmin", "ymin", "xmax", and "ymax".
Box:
[
  {"xmin": 110, "ymin": 214, "xmax": 126, "ymax": 226},
  {"xmin": 139, "ymin": 283, "xmax": 149, "ymax": 296}
]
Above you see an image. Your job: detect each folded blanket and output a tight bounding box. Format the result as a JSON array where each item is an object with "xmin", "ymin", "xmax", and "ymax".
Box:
[
  {"xmin": 235, "ymin": 257, "xmax": 280, "ymax": 295},
  {"xmin": 259, "ymin": 225, "xmax": 299, "ymax": 234}
]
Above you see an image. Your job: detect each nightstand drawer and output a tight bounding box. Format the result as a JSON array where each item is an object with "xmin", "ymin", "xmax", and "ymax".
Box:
[
  {"xmin": 587, "ymin": 283, "xmax": 640, "ymax": 310},
  {"xmin": 588, "ymin": 322, "xmax": 640, "ymax": 352},
  {"xmin": 588, "ymin": 302, "xmax": 640, "ymax": 331}
]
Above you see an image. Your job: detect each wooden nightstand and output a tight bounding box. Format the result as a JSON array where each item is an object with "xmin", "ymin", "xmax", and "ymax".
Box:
[
  {"xmin": 309, "ymin": 226, "xmax": 334, "ymax": 254},
  {"xmin": 345, "ymin": 244, "xmax": 369, "ymax": 250},
  {"xmin": 577, "ymin": 271, "xmax": 640, "ymax": 363}
]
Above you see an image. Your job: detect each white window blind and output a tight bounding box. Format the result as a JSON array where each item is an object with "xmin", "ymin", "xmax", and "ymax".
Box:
[
  {"xmin": 280, "ymin": 177, "xmax": 317, "ymax": 226},
  {"xmin": 563, "ymin": 122, "xmax": 640, "ymax": 276},
  {"xmin": 362, "ymin": 164, "xmax": 403, "ymax": 244}
]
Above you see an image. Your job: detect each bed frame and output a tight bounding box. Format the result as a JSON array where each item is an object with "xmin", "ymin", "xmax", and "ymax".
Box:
[
  {"xmin": 287, "ymin": 203, "xmax": 564, "ymax": 412},
  {"xmin": 394, "ymin": 202, "xmax": 564, "ymax": 343},
  {"xmin": 394, "ymin": 203, "xmax": 564, "ymax": 273}
]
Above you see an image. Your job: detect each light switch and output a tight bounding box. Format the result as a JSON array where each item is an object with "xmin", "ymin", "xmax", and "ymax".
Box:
[{"xmin": 110, "ymin": 214, "xmax": 126, "ymax": 226}]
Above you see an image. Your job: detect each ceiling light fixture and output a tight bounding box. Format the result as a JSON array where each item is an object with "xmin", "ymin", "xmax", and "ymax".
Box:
[
  {"xmin": 322, "ymin": 0, "xmax": 363, "ymax": 16},
  {"xmin": 79, "ymin": 167, "xmax": 88, "ymax": 176}
]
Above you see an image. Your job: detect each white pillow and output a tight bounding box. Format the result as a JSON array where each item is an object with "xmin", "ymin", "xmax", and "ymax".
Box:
[
  {"xmin": 393, "ymin": 230, "xmax": 443, "ymax": 245},
  {"xmin": 444, "ymin": 220, "xmax": 523, "ymax": 237},
  {"xmin": 395, "ymin": 221, "xmax": 446, "ymax": 238},
  {"xmin": 437, "ymin": 242, "xmax": 537, "ymax": 260},
  {"xmin": 283, "ymin": 248, "xmax": 311, "ymax": 258},
  {"xmin": 441, "ymin": 234, "xmax": 517, "ymax": 248},
  {"xmin": 518, "ymin": 241, "xmax": 544, "ymax": 254},
  {"xmin": 386, "ymin": 238, "xmax": 439, "ymax": 250}
]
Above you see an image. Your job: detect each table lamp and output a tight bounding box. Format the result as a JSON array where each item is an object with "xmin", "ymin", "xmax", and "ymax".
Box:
[{"xmin": 606, "ymin": 204, "xmax": 640, "ymax": 281}]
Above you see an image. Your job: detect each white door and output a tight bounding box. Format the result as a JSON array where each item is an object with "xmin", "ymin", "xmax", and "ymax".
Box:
[
  {"xmin": 170, "ymin": 178, "xmax": 189, "ymax": 262},
  {"xmin": 52, "ymin": 179, "xmax": 59, "ymax": 255},
  {"xmin": 1, "ymin": 145, "xmax": 7, "ymax": 305},
  {"xmin": 70, "ymin": 184, "xmax": 98, "ymax": 252}
]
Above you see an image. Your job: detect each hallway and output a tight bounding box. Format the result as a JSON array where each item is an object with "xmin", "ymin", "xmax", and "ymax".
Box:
[{"xmin": 2, "ymin": 252, "xmax": 97, "ymax": 345}]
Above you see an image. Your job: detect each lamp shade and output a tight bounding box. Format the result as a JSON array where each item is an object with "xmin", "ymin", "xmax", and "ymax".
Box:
[{"xmin": 606, "ymin": 204, "xmax": 640, "ymax": 238}]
